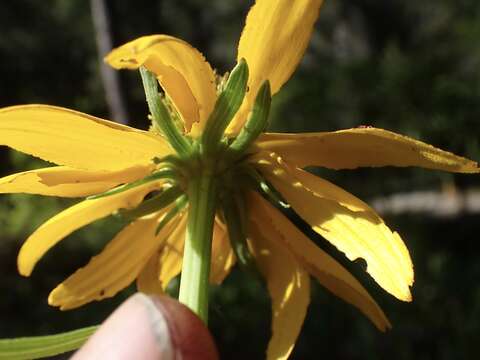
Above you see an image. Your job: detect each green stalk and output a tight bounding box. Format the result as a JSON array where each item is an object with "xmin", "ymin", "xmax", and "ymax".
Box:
[{"xmin": 178, "ymin": 171, "xmax": 217, "ymax": 323}]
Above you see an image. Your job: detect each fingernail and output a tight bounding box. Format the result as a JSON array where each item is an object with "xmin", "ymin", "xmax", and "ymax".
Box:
[
  {"xmin": 142, "ymin": 294, "xmax": 219, "ymax": 360},
  {"xmin": 134, "ymin": 293, "xmax": 175, "ymax": 360}
]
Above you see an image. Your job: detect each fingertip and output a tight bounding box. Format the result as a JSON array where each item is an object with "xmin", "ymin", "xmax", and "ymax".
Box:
[{"xmin": 73, "ymin": 293, "xmax": 218, "ymax": 360}]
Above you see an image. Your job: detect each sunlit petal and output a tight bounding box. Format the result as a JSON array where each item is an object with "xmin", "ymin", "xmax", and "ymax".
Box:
[
  {"xmin": 0, "ymin": 165, "xmax": 152, "ymax": 198},
  {"xmin": 105, "ymin": 35, "xmax": 217, "ymax": 133},
  {"xmin": 229, "ymin": 0, "xmax": 323, "ymax": 133},
  {"xmin": 249, "ymin": 217, "xmax": 310, "ymax": 360},
  {"xmin": 254, "ymin": 151, "xmax": 414, "ymax": 301},
  {"xmin": 251, "ymin": 192, "xmax": 391, "ymax": 331},
  {"xmin": 49, "ymin": 211, "xmax": 179, "ymax": 309},
  {"xmin": 18, "ymin": 180, "xmax": 162, "ymax": 276},
  {"xmin": 0, "ymin": 105, "xmax": 170, "ymax": 171},
  {"xmin": 257, "ymin": 128, "xmax": 479, "ymax": 172}
]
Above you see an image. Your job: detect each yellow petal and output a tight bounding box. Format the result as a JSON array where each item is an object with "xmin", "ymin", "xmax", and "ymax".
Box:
[
  {"xmin": 229, "ymin": 0, "xmax": 323, "ymax": 133},
  {"xmin": 49, "ymin": 211, "xmax": 179, "ymax": 309},
  {"xmin": 0, "ymin": 165, "xmax": 152, "ymax": 198},
  {"xmin": 256, "ymin": 128, "xmax": 480, "ymax": 172},
  {"xmin": 105, "ymin": 35, "xmax": 217, "ymax": 133},
  {"xmin": 158, "ymin": 213, "xmax": 187, "ymax": 290},
  {"xmin": 136, "ymin": 252, "xmax": 164, "ymax": 296},
  {"xmin": 0, "ymin": 105, "xmax": 170, "ymax": 171},
  {"xmin": 210, "ymin": 217, "xmax": 235, "ymax": 285},
  {"xmin": 49, "ymin": 215, "xmax": 159, "ymax": 309},
  {"xmin": 18, "ymin": 180, "xmax": 162, "ymax": 276},
  {"xmin": 249, "ymin": 217, "xmax": 310, "ymax": 360},
  {"xmin": 255, "ymin": 152, "xmax": 414, "ymax": 301},
  {"xmin": 251, "ymin": 192, "xmax": 391, "ymax": 331}
]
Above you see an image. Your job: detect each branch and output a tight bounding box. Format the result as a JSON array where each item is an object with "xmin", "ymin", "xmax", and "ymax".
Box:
[
  {"xmin": 90, "ymin": 0, "xmax": 129, "ymax": 124},
  {"xmin": 370, "ymin": 188, "xmax": 480, "ymax": 218}
]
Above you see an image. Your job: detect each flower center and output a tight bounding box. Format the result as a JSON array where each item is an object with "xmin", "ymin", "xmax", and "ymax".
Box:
[{"xmin": 91, "ymin": 60, "xmax": 273, "ymax": 280}]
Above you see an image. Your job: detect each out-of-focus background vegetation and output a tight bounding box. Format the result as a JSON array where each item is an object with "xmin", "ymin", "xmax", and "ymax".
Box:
[{"xmin": 1, "ymin": 1, "xmax": 479, "ymax": 359}]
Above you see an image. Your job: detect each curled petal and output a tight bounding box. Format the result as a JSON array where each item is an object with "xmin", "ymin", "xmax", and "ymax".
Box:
[
  {"xmin": 251, "ymin": 192, "xmax": 391, "ymax": 331},
  {"xmin": 254, "ymin": 152, "xmax": 414, "ymax": 301},
  {"xmin": 0, "ymin": 105, "xmax": 170, "ymax": 171},
  {"xmin": 18, "ymin": 180, "xmax": 162, "ymax": 276},
  {"xmin": 0, "ymin": 165, "xmax": 152, "ymax": 198},
  {"xmin": 256, "ymin": 128, "xmax": 480, "ymax": 172},
  {"xmin": 229, "ymin": 0, "xmax": 323, "ymax": 133},
  {"xmin": 249, "ymin": 218, "xmax": 310, "ymax": 360},
  {"xmin": 106, "ymin": 35, "xmax": 217, "ymax": 133},
  {"xmin": 49, "ymin": 211, "xmax": 179, "ymax": 309}
]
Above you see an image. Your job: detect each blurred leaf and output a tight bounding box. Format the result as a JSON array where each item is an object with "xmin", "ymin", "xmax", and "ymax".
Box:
[{"xmin": 0, "ymin": 325, "xmax": 98, "ymax": 360}]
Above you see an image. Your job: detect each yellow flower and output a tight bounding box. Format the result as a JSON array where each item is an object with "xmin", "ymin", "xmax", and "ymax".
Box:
[{"xmin": 0, "ymin": 0, "xmax": 478, "ymax": 359}]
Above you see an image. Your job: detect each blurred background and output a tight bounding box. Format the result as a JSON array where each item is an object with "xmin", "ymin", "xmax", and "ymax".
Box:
[{"xmin": 1, "ymin": 1, "xmax": 479, "ymax": 359}]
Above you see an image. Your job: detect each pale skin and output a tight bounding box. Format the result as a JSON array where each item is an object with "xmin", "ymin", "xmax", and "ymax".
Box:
[{"xmin": 73, "ymin": 293, "xmax": 218, "ymax": 360}]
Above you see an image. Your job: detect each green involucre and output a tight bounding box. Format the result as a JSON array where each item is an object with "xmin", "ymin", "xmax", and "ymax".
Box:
[
  {"xmin": 140, "ymin": 67, "xmax": 191, "ymax": 156},
  {"xmin": 155, "ymin": 194, "xmax": 188, "ymax": 235},
  {"xmin": 228, "ymin": 80, "xmax": 272, "ymax": 157},
  {"xmin": 119, "ymin": 185, "xmax": 183, "ymax": 220},
  {"xmin": 242, "ymin": 165, "xmax": 290, "ymax": 209},
  {"xmin": 221, "ymin": 192, "xmax": 260, "ymax": 279},
  {"xmin": 87, "ymin": 167, "xmax": 178, "ymax": 200},
  {"xmin": 201, "ymin": 59, "xmax": 249, "ymax": 154}
]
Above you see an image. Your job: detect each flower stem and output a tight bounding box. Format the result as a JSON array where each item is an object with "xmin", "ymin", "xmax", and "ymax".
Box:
[{"xmin": 178, "ymin": 171, "xmax": 217, "ymax": 323}]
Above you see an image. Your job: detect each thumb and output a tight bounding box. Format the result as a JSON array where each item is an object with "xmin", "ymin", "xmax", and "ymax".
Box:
[{"xmin": 72, "ymin": 293, "xmax": 218, "ymax": 360}]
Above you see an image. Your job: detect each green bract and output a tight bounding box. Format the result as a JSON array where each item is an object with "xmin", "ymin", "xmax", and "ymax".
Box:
[{"xmin": 133, "ymin": 63, "xmax": 273, "ymax": 319}]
